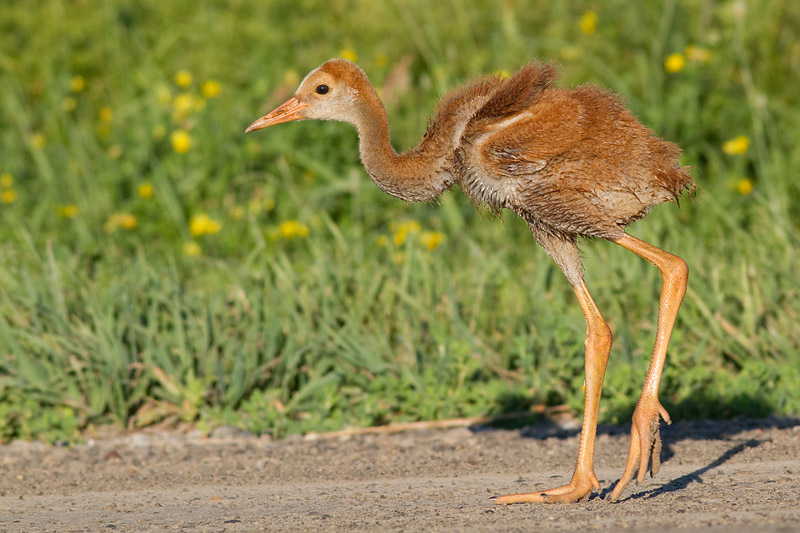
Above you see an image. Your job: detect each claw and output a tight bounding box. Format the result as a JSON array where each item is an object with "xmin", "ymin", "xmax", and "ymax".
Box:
[
  {"xmin": 496, "ymin": 472, "xmax": 599, "ymax": 505},
  {"xmin": 608, "ymin": 402, "xmax": 670, "ymax": 501},
  {"xmin": 496, "ymin": 487, "xmax": 591, "ymax": 505}
]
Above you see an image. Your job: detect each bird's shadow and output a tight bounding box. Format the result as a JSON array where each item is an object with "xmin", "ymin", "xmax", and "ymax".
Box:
[
  {"xmin": 472, "ymin": 393, "xmax": 799, "ymax": 502},
  {"xmin": 602, "ymin": 437, "xmax": 761, "ymax": 502}
]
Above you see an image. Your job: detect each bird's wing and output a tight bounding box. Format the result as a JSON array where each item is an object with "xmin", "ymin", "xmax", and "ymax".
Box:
[
  {"xmin": 482, "ymin": 145, "xmax": 548, "ymax": 176},
  {"xmin": 417, "ymin": 74, "xmax": 500, "ymax": 155},
  {"xmin": 479, "ymin": 92, "xmax": 585, "ymax": 178},
  {"xmin": 472, "ymin": 63, "xmax": 557, "ymax": 122}
]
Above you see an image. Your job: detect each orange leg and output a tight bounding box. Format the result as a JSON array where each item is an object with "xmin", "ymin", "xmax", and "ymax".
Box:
[
  {"xmin": 608, "ymin": 233, "xmax": 688, "ymax": 501},
  {"xmin": 496, "ymin": 280, "xmax": 611, "ymax": 504}
]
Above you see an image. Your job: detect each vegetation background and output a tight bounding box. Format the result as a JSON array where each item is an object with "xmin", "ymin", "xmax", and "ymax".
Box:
[{"xmin": 1, "ymin": 0, "xmax": 798, "ymax": 442}]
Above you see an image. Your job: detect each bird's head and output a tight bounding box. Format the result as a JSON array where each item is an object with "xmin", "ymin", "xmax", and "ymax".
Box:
[{"xmin": 246, "ymin": 59, "xmax": 370, "ymax": 133}]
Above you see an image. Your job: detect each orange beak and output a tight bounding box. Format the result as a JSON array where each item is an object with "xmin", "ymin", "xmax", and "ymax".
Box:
[{"xmin": 245, "ymin": 96, "xmax": 309, "ymax": 133}]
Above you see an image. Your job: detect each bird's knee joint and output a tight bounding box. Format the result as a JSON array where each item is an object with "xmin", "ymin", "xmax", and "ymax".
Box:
[
  {"xmin": 671, "ymin": 256, "xmax": 689, "ymax": 282},
  {"xmin": 662, "ymin": 256, "xmax": 688, "ymax": 294},
  {"xmin": 585, "ymin": 322, "xmax": 612, "ymax": 355}
]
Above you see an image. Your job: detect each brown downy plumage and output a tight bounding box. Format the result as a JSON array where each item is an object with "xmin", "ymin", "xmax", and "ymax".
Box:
[{"xmin": 247, "ymin": 59, "xmax": 694, "ymax": 504}]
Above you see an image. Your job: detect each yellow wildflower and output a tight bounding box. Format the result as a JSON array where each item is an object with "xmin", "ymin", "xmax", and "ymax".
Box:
[
  {"xmin": 30, "ymin": 132, "xmax": 46, "ymax": 149},
  {"xmin": 736, "ymin": 178, "xmax": 754, "ymax": 195},
  {"xmin": 105, "ymin": 212, "xmax": 137, "ymax": 232},
  {"xmin": 174, "ymin": 70, "xmax": 193, "ymax": 88},
  {"xmin": 1, "ymin": 189, "xmax": 16, "ymax": 204},
  {"xmin": 172, "ymin": 92, "xmax": 197, "ymax": 120},
  {"xmin": 138, "ymin": 183, "xmax": 154, "ymax": 199},
  {"xmin": 246, "ymin": 196, "xmax": 276, "ymax": 214},
  {"xmin": 99, "ymin": 107, "xmax": 113, "ymax": 122},
  {"xmin": 391, "ymin": 220, "xmax": 421, "ymax": 246},
  {"xmin": 340, "ymin": 48, "xmax": 357, "ymax": 62},
  {"xmin": 664, "ymin": 53, "xmax": 686, "ymax": 73},
  {"xmin": 108, "ymin": 145, "xmax": 123, "ymax": 159},
  {"xmin": 560, "ymin": 45, "xmax": 582, "ymax": 61},
  {"xmin": 580, "ymin": 11, "xmax": 598, "ymax": 35},
  {"xmin": 183, "ymin": 241, "xmax": 202, "ymax": 257},
  {"xmin": 62, "ymin": 97, "xmax": 77, "ymax": 112},
  {"xmin": 278, "ymin": 220, "xmax": 309, "ymax": 239},
  {"xmin": 171, "ymin": 129, "xmax": 192, "ymax": 154},
  {"xmin": 229, "ymin": 205, "xmax": 245, "ymax": 220},
  {"xmin": 420, "ymin": 231, "xmax": 444, "ymax": 251},
  {"xmin": 118, "ymin": 214, "xmax": 137, "ymax": 229},
  {"xmin": 70, "ymin": 75, "xmax": 86, "ymax": 92},
  {"xmin": 248, "ymin": 198, "xmax": 262, "ymax": 214},
  {"xmin": 722, "ymin": 135, "xmax": 750, "ymax": 155},
  {"xmin": 0, "ymin": 173, "xmax": 12, "ymax": 188},
  {"xmin": 201, "ymin": 80, "xmax": 221, "ymax": 98},
  {"xmin": 189, "ymin": 213, "xmax": 222, "ymax": 236},
  {"xmin": 376, "ymin": 235, "xmax": 389, "ymax": 247},
  {"xmin": 397, "ymin": 221, "xmax": 421, "ymax": 233},
  {"xmin": 685, "ymin": 45, "xmax": 711, "ymax": 63},
  {"xmin": 56, "ymin": 204, "xmax": 79, "ymax": 219}
]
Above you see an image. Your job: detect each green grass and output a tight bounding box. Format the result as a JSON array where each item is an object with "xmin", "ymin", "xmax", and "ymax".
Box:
[{"xmin": 1, "ymin": 0, "xmax": 799, "ymax": 442}]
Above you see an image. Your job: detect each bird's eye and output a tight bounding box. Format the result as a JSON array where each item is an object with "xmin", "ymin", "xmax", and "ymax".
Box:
[{"xmin": 315, "ymin": 84, "xmax": 329, "ymax": 95}]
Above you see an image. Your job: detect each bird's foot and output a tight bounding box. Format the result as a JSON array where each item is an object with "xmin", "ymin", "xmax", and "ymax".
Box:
[
  {"xmin": 608, "ymin": 399, "xmax": 671, "ymax": 502},
  {"xmin": 495, "ymin": 471, "xmax": 600, "ymax": 504}
]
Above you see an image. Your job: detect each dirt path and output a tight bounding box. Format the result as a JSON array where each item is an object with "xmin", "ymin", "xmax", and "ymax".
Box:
[{"xmin": 2, "ymin": 417, "xmax": 799, "ymax": 531}]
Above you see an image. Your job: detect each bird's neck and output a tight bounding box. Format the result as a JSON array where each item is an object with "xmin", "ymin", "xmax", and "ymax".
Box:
[{"xmin": 349, "ymin": 85, "xmax": 455, "ymax": 203}]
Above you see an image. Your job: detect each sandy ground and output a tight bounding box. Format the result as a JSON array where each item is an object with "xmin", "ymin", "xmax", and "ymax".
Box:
[{"xmin": 1, "ymin": 416, "xmax": 799, "ymax": 532}]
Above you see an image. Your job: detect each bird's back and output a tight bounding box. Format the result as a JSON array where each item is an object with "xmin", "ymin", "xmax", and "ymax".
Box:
[{"xmin": 444, "ymin": 63, "xmax": 693, "ymax": 240}]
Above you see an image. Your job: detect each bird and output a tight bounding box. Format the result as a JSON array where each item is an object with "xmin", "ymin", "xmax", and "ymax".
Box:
[{"xmin": 246, "ymin": 58, "xmax": 694, "ymax": 503}]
